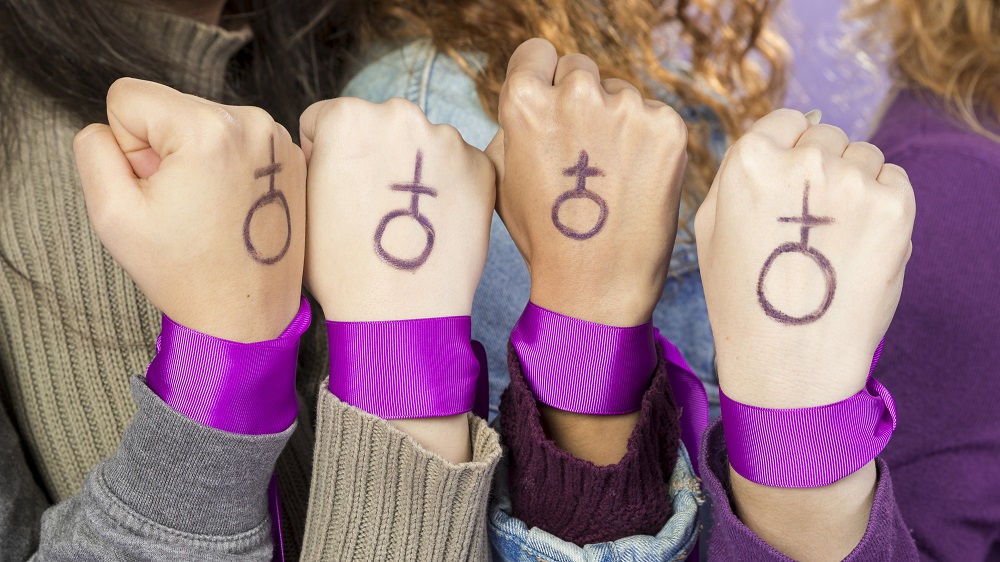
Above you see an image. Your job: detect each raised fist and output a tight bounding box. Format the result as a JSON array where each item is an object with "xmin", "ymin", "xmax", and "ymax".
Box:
[
  {"xmin": 74, "ymin": 78, "xmax": 306, "ymax": 342},
  {"xmin": 696, "ymin": 109, "xmax": 915, "ymax": 407},
  {"xmin": 299, "ymin": 97, "xmax": 495, "ymax": 321},
  {"xmin": 487, "ymin": 39, "xmax": 688, "ymax": 327}
]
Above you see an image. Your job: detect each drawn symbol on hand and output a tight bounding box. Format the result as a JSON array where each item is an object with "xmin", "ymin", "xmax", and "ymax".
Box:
[
  {"xmin": 552, "ymin": 150, "xmax": 608, "ymax": 240},
  {"xmin": 243, "ymin": 135, "xmax": 291, "ymax": 265},
  {"xmin": 757, "ymin": 181, "xmax": 837, "ymax": 325},
  {"xmin": 374, "ymin": 151, "xmax": 438, "ymax": 270}
]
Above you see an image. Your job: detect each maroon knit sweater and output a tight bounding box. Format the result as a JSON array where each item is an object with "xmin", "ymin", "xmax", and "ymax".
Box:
[{"xmin": 498, "ymin": 342, "xmax": 681, "ymax": 544}]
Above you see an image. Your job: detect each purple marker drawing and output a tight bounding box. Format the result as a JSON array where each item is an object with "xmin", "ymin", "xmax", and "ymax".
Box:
[
  {"xmin": 757, "ymin": 180, "xmax": 837, "ymax": 325},
  {"xmin": 374, "ymin": 151, "xmax": 438, "ymax": 270},
  {"xmin": 244, "ymin": 135, "xmax": 291, "ymax": 265},
  {"xmin": 552, "ymin": 150, "xmax": 608, "ymax": 240}
]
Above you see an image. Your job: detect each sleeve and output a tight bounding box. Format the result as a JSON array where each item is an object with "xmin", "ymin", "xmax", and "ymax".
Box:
[
  {"xmin": 26, "ymin": 376, "xmax": 293, "ymax": 562},
  {"xmin": 863, "ymin": 143, "xmax": 1000, "ymax": 560},
  {"xmin": 0, "ymin": 389, "xmax": 48, "ymax": 561},
  {"xmin": 300, "ymin": 378, "xmax": 501, "ymax": 561},
  {"xmin": 498, "ymin": 342, "xmax": 680, "ymax": 545},
  {"xmin": 700, "ymin": 418, "xmax": 920, "ymax": 561}
]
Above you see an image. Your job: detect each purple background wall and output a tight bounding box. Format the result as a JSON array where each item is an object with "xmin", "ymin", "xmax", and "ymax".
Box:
[{"xmin": 776, "ymin": 0, "xmax": 890, "ymax": 141}]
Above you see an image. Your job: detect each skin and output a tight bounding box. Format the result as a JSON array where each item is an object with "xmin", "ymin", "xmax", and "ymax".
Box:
[
  {"xmin": 695, "ymin": 109, "xmax": 915, "ymax": 559},
  {"xmin": 485, "ymin": 39, "xmax": 689, "ymax": 465},
  {"xmin": 299, "ymin": 97, "xmax": 496, "ymax": 464},
  {"xmin": 74, "ymin": 78, "xmax": 306, "ymax": 343}
]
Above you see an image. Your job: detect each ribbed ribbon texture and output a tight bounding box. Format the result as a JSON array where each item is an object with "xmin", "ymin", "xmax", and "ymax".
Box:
[
  {"xmin": 720, "ymin": 339, "xmax": 896, "ymax": 488},
  {"xmin": 145, "ymin": 296, "xmax": 312, "ymax": 562},
  {"xmin": 509, "ymin": 302, "xmax": 709, "ymax": 473},
  {"xmin": 510, "ymin": 302, "xmax": 658, "ymax": 415},
  {"xmin": 327, "ymin": 316, "xmax": 484, "ymax": 419}
]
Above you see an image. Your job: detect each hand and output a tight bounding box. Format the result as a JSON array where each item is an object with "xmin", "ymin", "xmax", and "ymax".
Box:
[
  {"xmin": 486, "ymin": 38, "xmax": 688, "ymax": 327},
  {"xmin": 695, "ymin": 109, "xmax": 915, "ymax": 409},
  {"xmin": 73, "ymin": 78, "xmax": 306, "ymax": 343},
  {"xmin": 299, "ymin": 97, "xmax": 494, "ymax": 322}
]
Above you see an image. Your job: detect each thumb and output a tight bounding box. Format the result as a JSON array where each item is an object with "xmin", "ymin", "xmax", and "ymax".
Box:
[
  {"xmin": 484, "ymin": 127, "xmax": 506, "ymax": 215},
  {"xmin": 73, "ymin": 123, "xmax": 144, "ymax": 235},
  {"xmin": 484, "ymin": 127, "xmax": 505, "ymax": 180}
]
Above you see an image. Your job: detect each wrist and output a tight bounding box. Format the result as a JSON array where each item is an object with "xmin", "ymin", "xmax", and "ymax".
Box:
[
  {"xmin": 146, "ymin": 296, "xmax": 311, "ymax": 435},
  {"xmin": 729, "ymin": 460, "xmax": 876, "ymax": 561},
  {"xmin": 529, "ymin": 281, "xmax": 656, "ymax": 327}
]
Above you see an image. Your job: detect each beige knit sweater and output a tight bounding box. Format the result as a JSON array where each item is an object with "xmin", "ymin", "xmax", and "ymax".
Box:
[{"xmin": 0, "ymin": 9, "xmax": 499, "ymax": 560}]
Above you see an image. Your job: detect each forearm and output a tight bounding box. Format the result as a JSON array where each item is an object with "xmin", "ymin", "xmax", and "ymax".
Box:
[
  {"xmin": 32, "ymin": 377, "xmax": 291, "ymax": 562},
  {"xmin": 729, "ymin": 462, "xmax": 876, "ymax": 561},
  {"xmin": 389, "ymin": 414, "xmax": 472, "ymax": 464},
  {"xmin": 537, "ymin": 406, "xmax": 638, "ymax": 465},
  {"xmin": 302, "ymin": 381, "xmax": 500, "ymax": 560}
]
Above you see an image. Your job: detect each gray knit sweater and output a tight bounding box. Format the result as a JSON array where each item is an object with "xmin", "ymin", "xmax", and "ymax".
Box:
[{"xmin": 0, "ymin": 8, "xmax": 500, "ymax": 560}]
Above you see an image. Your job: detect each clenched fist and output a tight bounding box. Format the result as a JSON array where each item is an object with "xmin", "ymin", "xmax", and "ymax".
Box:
[
  {"xmin": 73, "ymin": 78, "xmax": 306, "ymax": 342},
  {"xmin": 487, "ymin": 39, "xmax": 688, "ymax": 327},
  {"xmin": 300, "ymin": 97, "xmax": 495, "ymax": 321},
  {"xmin": 696, "ymin": 109, "xmax": 915, "ymax": 408}
]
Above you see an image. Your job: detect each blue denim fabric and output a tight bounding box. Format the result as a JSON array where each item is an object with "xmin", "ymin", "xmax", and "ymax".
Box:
[
  {"xmin": 489, "ymin": 444, "xmax": 703, "ymax": 561},
  {"xmin": 342, "ymin": 40, "xmax": 723, "ymax": 558}
]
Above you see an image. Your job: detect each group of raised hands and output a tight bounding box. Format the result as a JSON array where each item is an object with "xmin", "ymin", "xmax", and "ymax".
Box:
[{"xmin": 71, "ymin": 36, "xmax": 915, "ymax": 553}]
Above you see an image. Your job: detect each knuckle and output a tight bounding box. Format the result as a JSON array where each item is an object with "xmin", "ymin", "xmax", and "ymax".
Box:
[
  {"xmin": 502, "ymin": 76, "xmax": 546, "ymax": 117},
  {"xmin": 560, "ymin": 71, "xmax": 601, "ymax": 101},
  {"xmin": 852, "ymin": 141, "xmax": 885, "ymax": 161}
]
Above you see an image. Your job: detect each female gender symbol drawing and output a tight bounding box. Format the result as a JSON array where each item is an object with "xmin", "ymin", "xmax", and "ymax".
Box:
[
  {"xmin": 552, "ymin": 150, "xmax": 608, "ymax": 240},
  {"xmin": 757, "ymin": 181, "xmax": 837, "ymax": 325},
  {"xmin": 374, "ymin": 151, "xmax": 438, "ymax": 270},
  {"xmin": 243, "ymin": 135, "xmax": 291, "ymax": 265}
]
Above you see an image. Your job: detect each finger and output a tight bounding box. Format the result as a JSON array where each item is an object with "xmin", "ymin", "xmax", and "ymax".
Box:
[
  {"xmin": 795, "ymin": 123, "xmax": 850, "ymax": 157},
  {"xmin": 105, "ymin": 77, "xmax": 211, "ymax": 162},
  {"xmin": 842, "ymin": 142, "xmax": 886, "ymax": 178},
  {"xmin": 745, "ymin": 108, "xmax": 812, "ymax": 149},
  {"xmin": 73, "ymin": 123, "xmax": 144, "ymax": 227},
  {"xmin": 876, "ymin": 162, "xmax": 910, "ymax": 188},
  {"xmin": 505, "ymin": 38, "xmax": 559, "ymax": 87},
  {"xmin": 484, "ymin": 127, "xmax": 505, "ymax": 180},
  {"xmin": 601, "ymin": 78, "xmax": 641, "ymax": 96},
  {"xmin": 299, "ymin": 99, "xmax": 332, "ymax": 164},
  {"xmin": 553, "ymin": 53, "xmax": 601, "ymax": 86}
]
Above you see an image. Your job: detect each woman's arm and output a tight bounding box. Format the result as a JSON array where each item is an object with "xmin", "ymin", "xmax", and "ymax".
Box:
[
  {"xmin": 296, "ymin": 96, "xmax": 502, "ymax": 559},
  {"xmin": 695, "ymin": 109, "xmax": 918, "ymax": 560}
]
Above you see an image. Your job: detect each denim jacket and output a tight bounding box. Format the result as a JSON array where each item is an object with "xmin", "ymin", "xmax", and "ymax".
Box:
[{"xmin": 342, "ymin": 40, "xmax": 724, "ymax": 560}]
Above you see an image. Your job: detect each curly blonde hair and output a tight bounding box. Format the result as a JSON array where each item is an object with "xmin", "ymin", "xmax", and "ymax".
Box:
[
  {"xmin": 348, "ymin": 0, "xmax": 789, "ymax": 232},
  {"xmin": 852, "ymin": 0, "xmax": 1000, "ymax": 140}
]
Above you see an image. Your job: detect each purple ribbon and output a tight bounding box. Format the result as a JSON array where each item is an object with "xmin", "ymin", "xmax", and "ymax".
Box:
[
  {"xmin": 327, "ymin": 316, "xmax": 487, "ymax": 419},
  {"xmin": 510, "ymin": 302, "xmax": 710, "ymax": 471},
  {"xmin": 510, "ymin": 302, "xmax": 658, "ymax": 415},
  {"xmin": 720, "ymin": 339, "xmax": 896, "ymax": 488},
  {"xmin": 146, "ymin": 296, "xmax": 311, "ymax": 562}
]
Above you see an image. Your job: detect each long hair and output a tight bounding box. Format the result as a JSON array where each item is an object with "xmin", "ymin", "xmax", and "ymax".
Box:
[
  {"xmin": 852, "ymin": 0, "xmax": 1000, "ymax": 140},
  {"xmin": 334, "ymin": 0, "xmax": 790, "ymax": 230}
]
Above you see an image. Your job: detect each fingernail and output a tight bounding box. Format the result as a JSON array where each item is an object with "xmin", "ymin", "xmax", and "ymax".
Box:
[{"xmin": 804, "ymin": 110, "xmax": 822, "ymax": 125}]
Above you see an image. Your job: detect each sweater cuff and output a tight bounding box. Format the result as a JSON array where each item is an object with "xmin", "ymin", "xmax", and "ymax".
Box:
[
  {"xmin": 98, "ymin": 376, "xmax": 295, "ymax": 537},
  {"xmin": 499, "ymin": 341, "xmax": 681, "ymax": 545},
  {"xmin": 301, "ymin": 378, "xmax": 501, "ymax": 560},
  {"xmin": 700, "ymin": 417, "xmax": 919, "ymax": 561}
]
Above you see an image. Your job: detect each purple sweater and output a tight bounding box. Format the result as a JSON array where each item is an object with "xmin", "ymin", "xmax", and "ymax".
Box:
[{"xmin": 502, "ymin": 90, "xmax": 1000, "ymax": 559}]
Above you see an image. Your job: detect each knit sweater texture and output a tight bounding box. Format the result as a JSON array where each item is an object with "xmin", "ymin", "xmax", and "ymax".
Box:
[
  {"xmin": 0, "ymin": 9, "xmax": 499, "ymax": 560},
  {"xmin": 499, "ymin": 342, "xmax": 680, "ymax": 544}
]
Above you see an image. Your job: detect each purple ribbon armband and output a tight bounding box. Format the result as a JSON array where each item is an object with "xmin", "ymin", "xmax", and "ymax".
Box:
[
  {"xmin": 720, "ymin": 340, "xmax": 897, "ymax": 488},
  {"xmin": 510, "ymin": 302, "xmax": 657, "ymax": 415},
  {"xmin": 145, "ymin": 296, "xmax": 311, "ymax": 435},
  {"xmin": 327, "ymin": 316, "xmax": 488, "ymax": 420}
]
